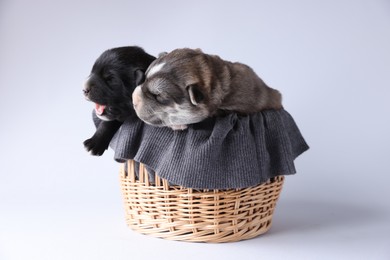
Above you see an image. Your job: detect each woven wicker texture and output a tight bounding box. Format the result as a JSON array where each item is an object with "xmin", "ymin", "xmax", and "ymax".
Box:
[{"xmin": 120, "ymin": 160, "xmax": 284, "ymax": 243}]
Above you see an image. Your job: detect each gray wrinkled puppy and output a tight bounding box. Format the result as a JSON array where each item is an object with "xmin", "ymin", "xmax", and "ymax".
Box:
[{"xmin": 132, "ymin": 48, "xmax": 282, "ymax": 130}]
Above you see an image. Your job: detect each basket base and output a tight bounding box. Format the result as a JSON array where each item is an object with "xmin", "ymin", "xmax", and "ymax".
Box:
[
  {"xmin": 125, "ymin": 218, "xmax": 274, "ymax": 243},
  {"xmin": 120, "ymin": 161, "xmax": 284, "ymax": 243}
]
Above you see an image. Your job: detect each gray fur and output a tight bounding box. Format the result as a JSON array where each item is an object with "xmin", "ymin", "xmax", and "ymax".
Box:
[{"xmin": 132, "ymin": 48, "xmax": 282, "ymax": 130}]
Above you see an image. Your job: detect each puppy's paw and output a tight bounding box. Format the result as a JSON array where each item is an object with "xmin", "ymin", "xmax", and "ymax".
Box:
[
  {"xmin": 83, "ymin": 137, "xmax": 108, "ymax": 156},
  {"xmin": 170, "ymin": 125, "xmax": 188, "ymax": 131}
]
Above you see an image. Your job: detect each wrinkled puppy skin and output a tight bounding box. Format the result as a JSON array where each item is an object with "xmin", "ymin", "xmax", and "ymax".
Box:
[
  {"xmin": 132, "ymin": 48, "xmax": 282, "ymax": 130},
  {"xmin": 83, "ymin": 46, "xmax": 155, "ymax": 155}
]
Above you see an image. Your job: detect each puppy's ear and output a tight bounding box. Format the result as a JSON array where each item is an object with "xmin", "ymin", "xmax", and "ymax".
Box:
[
  {"xmin": 158, "ymin": 52, "xmax": 168, "ymax": 58},
  {"xmin": 134, "ymin": 69, "xmax": 145, "ymax": 86},
  {"xmin": 187, "ymin": 84, "xmax": 204, "ymax": 106}
]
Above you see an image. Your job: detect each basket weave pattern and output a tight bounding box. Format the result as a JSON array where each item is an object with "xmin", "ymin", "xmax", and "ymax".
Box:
[{"xmin": 120, "ymin": 160, "xmax": 284, "ymax": 243}]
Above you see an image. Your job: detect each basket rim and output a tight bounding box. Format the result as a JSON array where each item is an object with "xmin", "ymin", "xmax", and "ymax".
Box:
[{"xmin": 122, "ymin": 159, "xmax": 285, "ymax": 191}]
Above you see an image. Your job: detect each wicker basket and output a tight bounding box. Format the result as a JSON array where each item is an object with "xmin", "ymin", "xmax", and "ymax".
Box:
[{"xmin": 120, "ymin": 160, "xmax": 284, "ymax": 243}]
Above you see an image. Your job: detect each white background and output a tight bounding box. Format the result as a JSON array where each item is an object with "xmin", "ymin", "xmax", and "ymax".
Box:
[{"xmin": 1, "ymin": 0, "xmax": 389, "ymax": 259}]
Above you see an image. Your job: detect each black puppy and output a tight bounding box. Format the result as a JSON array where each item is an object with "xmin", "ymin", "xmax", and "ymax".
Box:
[{"xmin": 83, "ymin": 46, "xmax": 156, "ymax": 155}]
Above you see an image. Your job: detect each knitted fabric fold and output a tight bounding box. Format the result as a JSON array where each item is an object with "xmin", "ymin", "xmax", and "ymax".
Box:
[{"xmin": 93, "ymin": 108, "xmax": 309, "ymax": 189}]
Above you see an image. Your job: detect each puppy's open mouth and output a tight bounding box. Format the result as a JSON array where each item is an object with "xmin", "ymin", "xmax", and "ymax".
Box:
[{"xmin": 95, "ymin": 103, "xmax": 106, "ymax": 116}]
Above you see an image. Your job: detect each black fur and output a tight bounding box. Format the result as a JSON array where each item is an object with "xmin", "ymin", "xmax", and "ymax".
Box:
[{"xmin": 83, "ymin": 46, "xmax": 155, "ymax": 155}]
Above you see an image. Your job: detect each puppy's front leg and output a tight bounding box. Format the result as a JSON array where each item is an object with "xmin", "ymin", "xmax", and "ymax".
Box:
[{"xmin": 84, "ymin": 120, "xmax": 122, "ymax": 156}]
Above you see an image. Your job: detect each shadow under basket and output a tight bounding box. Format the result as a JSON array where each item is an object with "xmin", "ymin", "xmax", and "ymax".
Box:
[{"xmin": 120, "ymin": 160, "xmax": 284, "ymax": 243}]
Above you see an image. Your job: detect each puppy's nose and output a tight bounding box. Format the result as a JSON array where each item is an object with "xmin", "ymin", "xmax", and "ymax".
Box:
[
  {"xmin": 133, "ymin": 94, "xmax": 139, "ymax": 108},
  {"xmin": 83, "ymin": 79, "xmax": 92, "ymax": 96},
  {"xmin": 132, "ymin": 87, "xmax": 141, "ymax": 108},
  {"xmin": 83, "ymin": 88, "xmax": 90, "ymax": 95}
]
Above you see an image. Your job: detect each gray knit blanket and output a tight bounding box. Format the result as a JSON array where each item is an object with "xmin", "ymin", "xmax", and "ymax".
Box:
[{"xmin": 93, "ymin": 109, "xmax": 309, "ymax": 189}]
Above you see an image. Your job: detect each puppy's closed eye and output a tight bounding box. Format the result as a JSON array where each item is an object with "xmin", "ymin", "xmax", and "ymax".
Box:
[
  {"xmin": 153, "ymin": 94, "xmax": 164, "ymax": 103},
  {"xmin": 155, "ymin": 94, "xmax": 168, "ymax": 104},
  {"xmin": 148, "ymin": 91, "xmax": 171, "ymax": 105},
  {"xmin": 104, "ymin": 76, "xmax": 114, "ymax": 84},
  {"xmin": 102, "ymin": 71, "xmax": 116, "ymax": 85}
]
